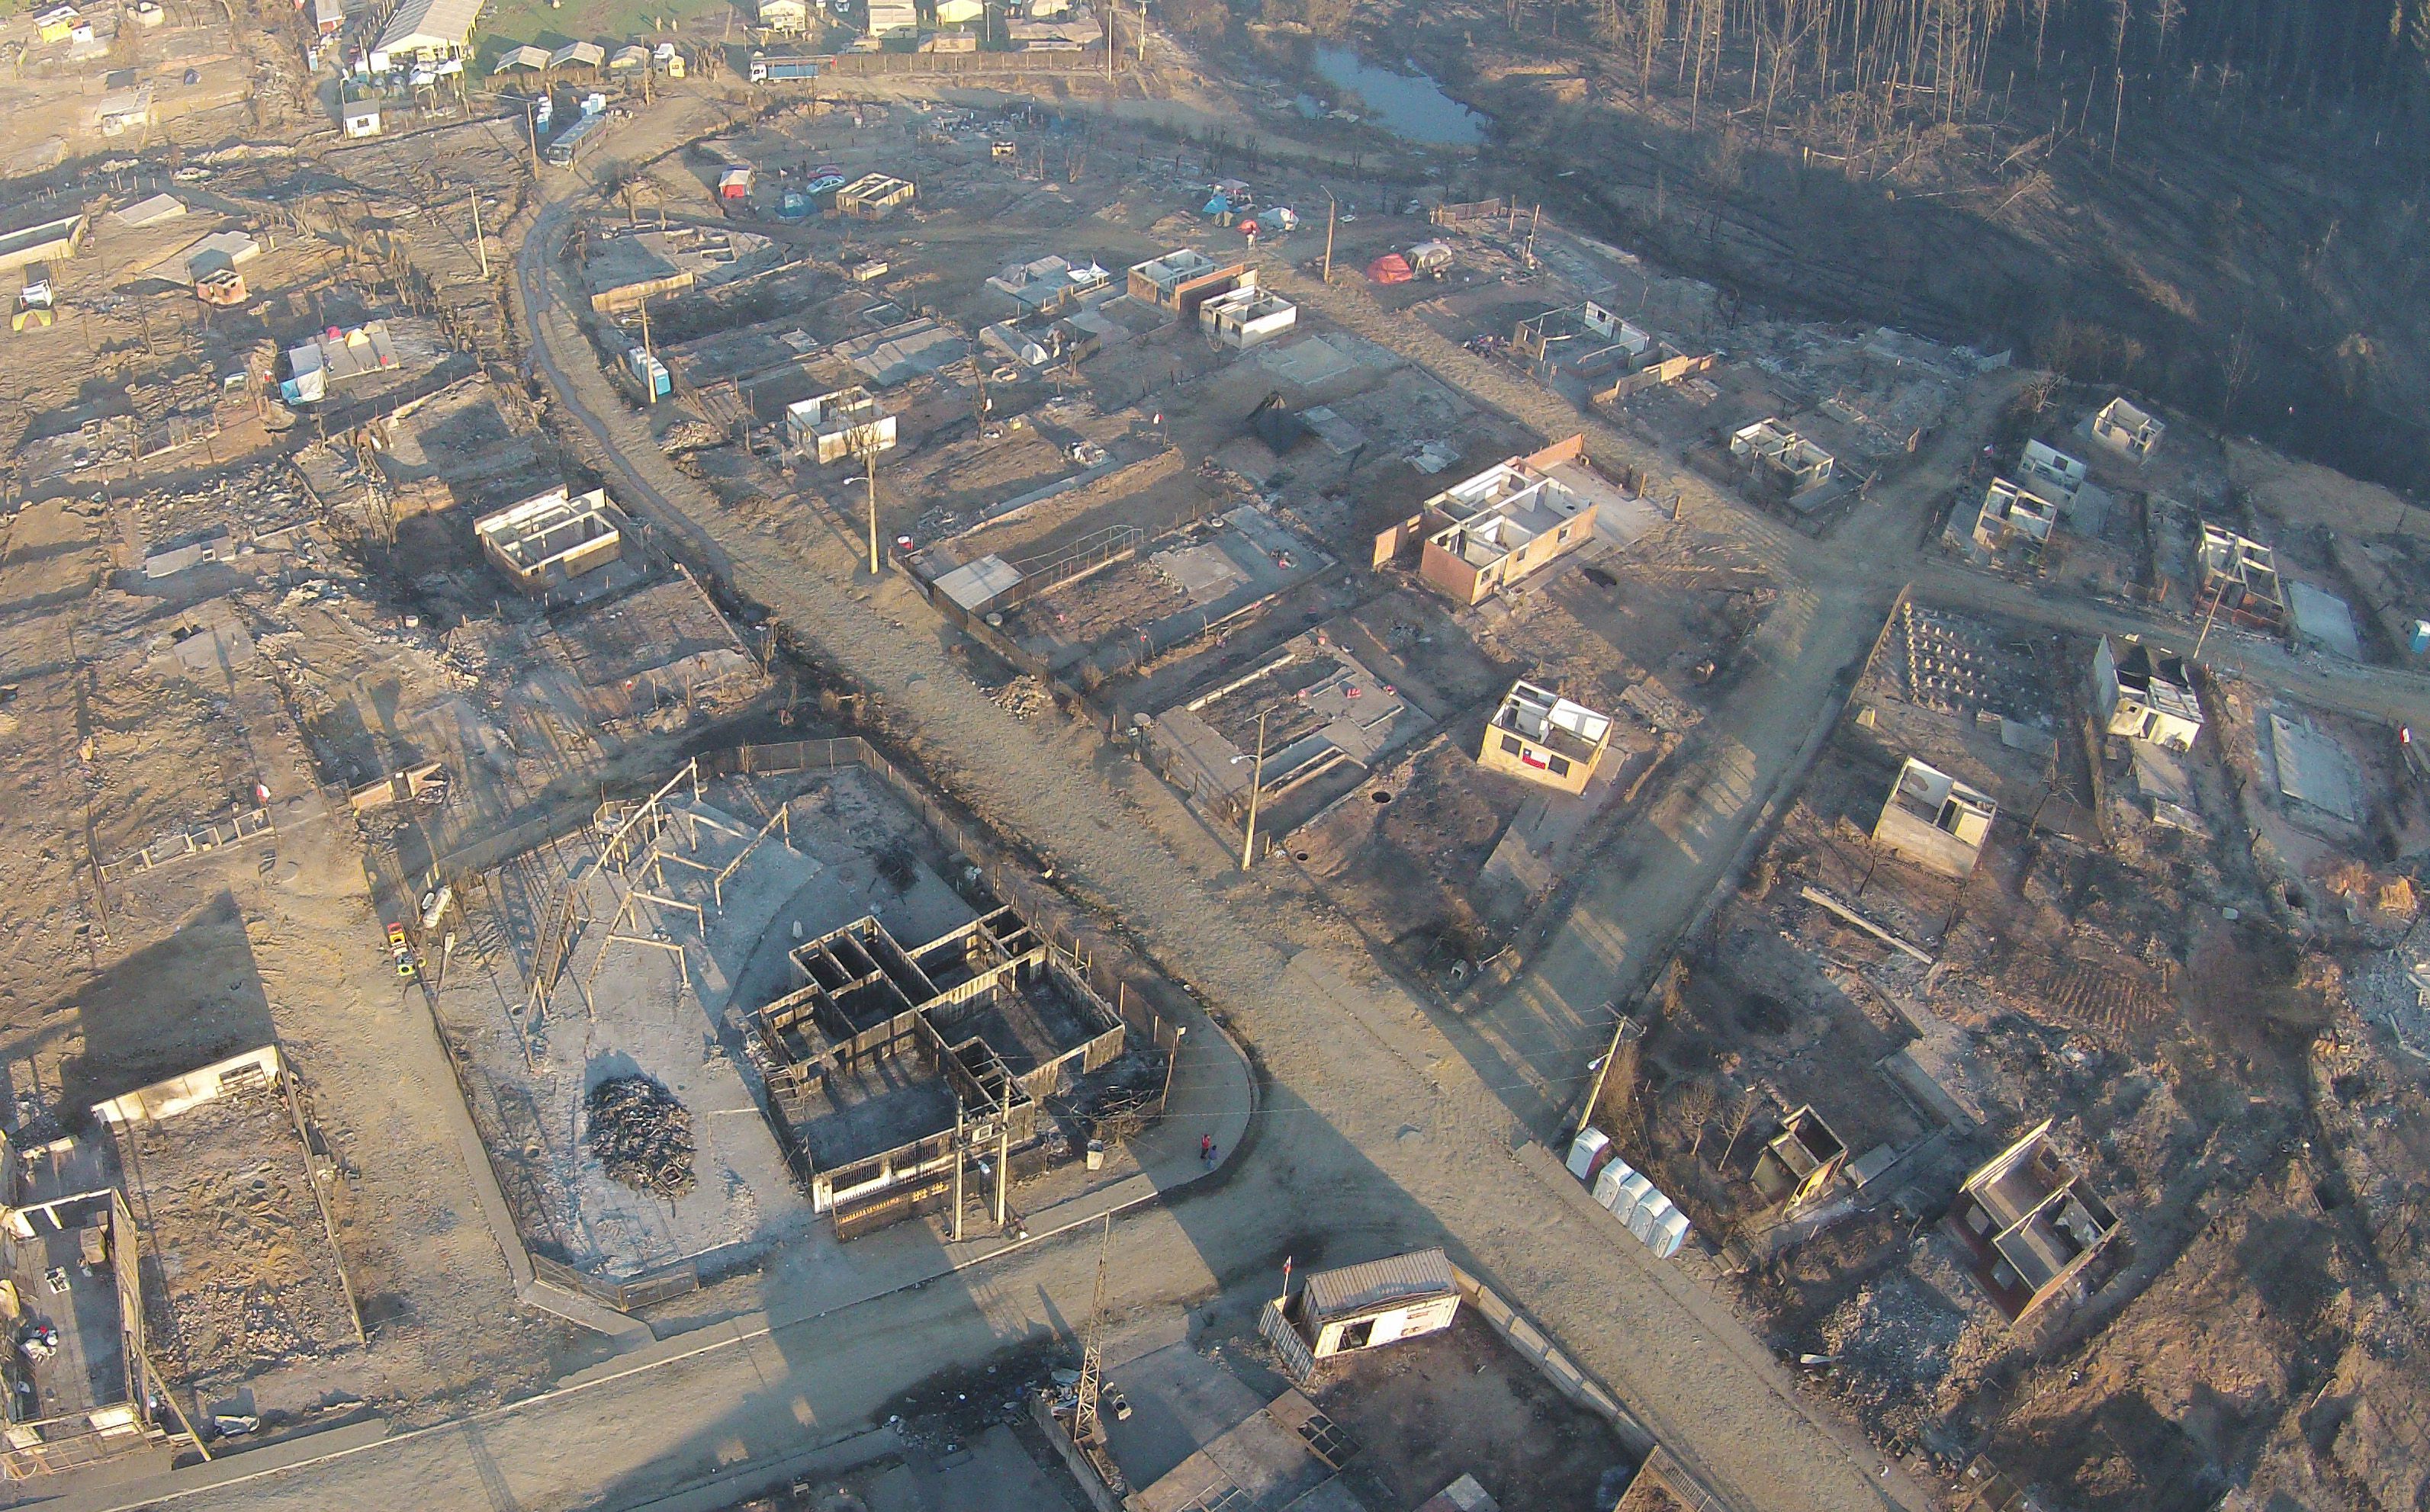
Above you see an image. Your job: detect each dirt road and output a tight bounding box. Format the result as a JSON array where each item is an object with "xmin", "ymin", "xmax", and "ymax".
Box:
[
  {"xmin": 158, "ymin": 87, "xmax": 2419, "ymax": 1512},
  {"xmin": 490, "ymin": 182, "xmax": 1933, "ymax": 1511}
]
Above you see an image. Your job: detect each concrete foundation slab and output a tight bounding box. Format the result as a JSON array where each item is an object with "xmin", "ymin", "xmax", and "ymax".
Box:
[{"xmin": 2267, "ymin": 712, "xmax": 2361, "ymax": 821}]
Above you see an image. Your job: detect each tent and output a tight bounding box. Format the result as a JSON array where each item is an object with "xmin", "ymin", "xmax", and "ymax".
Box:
[{"xmin": 1365, "ymin": 253, "xmax": 1413, "ymax": 285}]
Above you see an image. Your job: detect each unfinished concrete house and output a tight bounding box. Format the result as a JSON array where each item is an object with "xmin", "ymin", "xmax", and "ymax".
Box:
[
  {"xmin": 0, "ymin": 1137, "xmax": 155, "ymax": 1479},
  {"xmin": 1512, "ymin": 300, "xmax": 1647, "ymax": 380},
  {"xmin": 785, "ymin": 386, "xmax": 896, "ymax": 465},
  {"xmin": 1873, "ymin": 756, "xmax": 1997, "ymax": 878},
  {"xmin": 475, "ymin": 486, "xmax": 626, "ymax": 595},
  {"xmin": 2092, "ymin": 637, "xmax": 2203, "ymax": 751},
  {"xmin": 1478, "ymin": 679, "xmax": 1612, "ymax": 795},
  {"xmin": 1730, "ymin": 419, "xmax": 1835, "ymax": 499},
  {"xmin": 1752, "ymin": 1106, "xmax": 1848, "ymax": 1210},
  {"xmin": 1946, "ymin": 1121, "xmax": 2121, "ymax": 1325},
  {"xmin": 1373, "ymin": 436, "xmax": 1604, "ymax": 606},
  {"xmin": 2196, "ymin": 524, "xmax": 2286, "ymax": 629},
  {"xmin": 1126, "ymin": 248, "xmax": 1250, "ymax": 318},
  {"xmin": 747, "ymin": 897, "xmax": 1126, "ymax": 1238},
  {"xmin": 1197, "ymin": 283, "xmax": 1297, "ymax": 349},
  {"xmin": 835, "ymin": 172, "xmax": 916, "ymax": 219},
  {"xmin": 1258, "ymin": 1247, "xmax": 1461, "ymax": 1383},
  {"xmin": 2090, "ymin": 396, "xmax": 2164, "ymax": 461},
  {"xmin": 1969, "ymin": 476, "xmax": 2063, "ymax": 553}
]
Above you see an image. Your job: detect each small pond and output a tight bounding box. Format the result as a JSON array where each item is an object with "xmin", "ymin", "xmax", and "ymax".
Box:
[{"xmin": 1310, "ymin": 46, "xmax": 1486, "ymax": 146}]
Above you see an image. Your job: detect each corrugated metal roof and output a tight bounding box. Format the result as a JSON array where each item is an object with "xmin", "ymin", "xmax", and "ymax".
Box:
[
  {"xmin": 1298, "ymin": 1247, "xmax": 1456, "ymax": 1322},
  {"xmin": 374, "ymin": 0, "xmax": 482, "ymax": 53}
]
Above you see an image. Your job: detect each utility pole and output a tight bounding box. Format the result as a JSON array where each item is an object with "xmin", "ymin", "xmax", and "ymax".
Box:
[
  {"xmin": 1136, "ymin": 0, "xmax": 1145, "ymax": 59},
  {"xmin": 526, "ymin": 96, "xmax": 542, "ymax": 177},
  {"xmin": 993, "ymin": 1104, "xmax": 1011, "ymax": 1229},
  {"xmin": 1239, "ymin": 708, "xmax": 1269, "ymax": 871},
  {"xmin": 951, "ymin": 1097, "xmax": 966, "ymax": 1241},
  {"xmin": 2193, "ymin": 576, "xmax": 2229, "ymax": 661},
  {"xmin": 636, "ymin": 295, "xmax": 657, "ymax": 405},
  {"xmin": 468, "ymin": 190, "xmax": 489, "ymax": 279},
  {"xmin": 1322, "ymin": 188, "xmax": 1336, "ymax": 283},
  {"xmin": 1072, "ymin": 1213, "xmax": 1114, "ymax": 1443},
  {"xmin": 863, "ymin": 429, "xmax": 882, "ymax": 574}
]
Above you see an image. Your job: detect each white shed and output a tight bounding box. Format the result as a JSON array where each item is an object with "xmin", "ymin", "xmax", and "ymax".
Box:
[{"xmin": 1291, "ymin": 1248, "xmax": 1460, "ymax": 1360}]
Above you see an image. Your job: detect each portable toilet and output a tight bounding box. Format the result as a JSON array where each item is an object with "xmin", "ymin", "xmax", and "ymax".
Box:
[
  {"xmin": 1647, "ymin": 1208, "xmax": 1692, "ymax": 1260},
  {"xmin": 1564, "ymin": 1127, "xmax": 1610, "ymax": 1182},
  {"xmin": 2410, "ymin": 619, "xmax": 2429, "ymax": 655},
  {"xmin": 1628, "ymin": 1189, "xmax": 1672, "ymax": 1244},
  {"xmin": 1611, "ymin": 1171, "xmax": 1654, "ymax": 1229},
  {"xmin": 1590, "ymin": 1157, "xmax": 1636, "ymax": 1212}
]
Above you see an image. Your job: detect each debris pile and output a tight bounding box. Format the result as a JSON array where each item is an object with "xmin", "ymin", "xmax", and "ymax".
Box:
[
  {"xmin": 585, "ymin": 1075, "xmax": 696, "ymax": 1196},
  {"xmin": 992, "ymin": 674, "xmax": 1049, "ymax": 721}
]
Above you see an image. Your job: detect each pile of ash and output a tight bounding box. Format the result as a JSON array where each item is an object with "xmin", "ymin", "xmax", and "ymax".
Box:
[{"xmin": 585, "ymin": 1074, "xmax": 696, "ymax": 1197}]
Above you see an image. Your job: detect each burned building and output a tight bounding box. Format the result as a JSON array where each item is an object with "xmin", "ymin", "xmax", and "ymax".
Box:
[
  {"xmin": 784, "ymin": 386, "xmax": 895, "ymax": 466},
  {"xmin": 1729, "ymin": 419, "xmax": 1835, "ymax": 500},
  {"xmin": 1872, "ymin": 756, "xmax": 1996, "ymax": 878},
  {"xmin": 2089, "ymin": 396, "xmax": 2163, "ymax": 462},
  {"xmin": 1372, "ymin": 437, "xmax": 1606, "ymax": 607},
  {"xmin": 1946, "ymin": 1121, "xmax": 2121, "ymax": 1325},
  {"xmin": 2092, "ymin": 636, "xmax": 2202, "ymax": 751},
  {"xmin": 474, "ymin": 486, "xmax": 627, "ymax": 595},
  {"xmin": 1512, "ymin": 299, "xmax": 1647, "ymax": 380},
  {"xmin": 0, "ymin": 1138, "xmax": 153, "ymax": 1480},
  {"xmin": 1752, "ymin": 1105, "xmax": 1848, "ymax": 1210},
  {"xmin": 1478, "ymin": 680, "xmax": 1612, "ymax": 795},
  {"xmin": 747, "ymin": 898, "xmax": 1126, "ymax": 1237},
  {"xmin": 2195, "ymin": 524, "xmax": 2285, "ymax": 629},
  {"xmin": 1125, "ymin": 248, "xmax": 1250, "ymax": 318},
  {"xmin": 835, "ymin": 172, "xmax": 917, "ymax": 220},
  {"xmin": 1969, "ymin": 477, "xmax": 2062, "ymax": 554},
  {"xmin": 1197, "ymin": 284, "xmax": 1297, "ymax": 350}
]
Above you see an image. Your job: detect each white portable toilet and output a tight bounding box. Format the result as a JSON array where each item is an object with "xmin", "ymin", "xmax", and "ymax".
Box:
[
  {"xmin": 1591, "ymin": 1157, "xmax": 1636, "ymax": 1211},
  {"xmin": 1647, "ymin": 1209, "xmax": 1692, "ymax": 1260},
  {"xmin": 1611, "ymin": 1171, "xmax": 1654, "ymax": 1229},
  {"xmin": 1564, "ymin": 1127, "xmax": 1611, "ymax": 1183},
  {"xmin": 1629, "ymin": 1189, "xmax": 1672, "ymax": 1244}
]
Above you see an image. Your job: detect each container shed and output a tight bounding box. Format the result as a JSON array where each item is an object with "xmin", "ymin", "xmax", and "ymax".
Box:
[{"xmin": 1259, "ymin": 1247, "xmax": 1461, "ymax": 1376}]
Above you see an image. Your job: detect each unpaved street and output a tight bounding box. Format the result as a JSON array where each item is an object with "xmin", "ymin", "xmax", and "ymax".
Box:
[{"xmin": 105, "ymin": 85, "xmax": 2415, "ymax": 1512}]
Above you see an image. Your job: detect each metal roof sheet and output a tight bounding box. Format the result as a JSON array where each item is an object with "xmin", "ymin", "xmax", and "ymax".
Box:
[
  {"xmin": 374, "ymin": 0, "xmax": 482, "ymax": 52},
  {"xmin": 1298, "ymin": 1247, "xmax": 1456, "ymax": 1321}
]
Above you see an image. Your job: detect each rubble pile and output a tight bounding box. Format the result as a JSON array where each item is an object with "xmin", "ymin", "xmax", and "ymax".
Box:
[
  {"xmin": 585, "ymin": 1075, "xmax": 696, "ymax": 1196},
  {"xmin": 991, "ymin": 674, "xmax": 1049, "ymax": 721}
]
